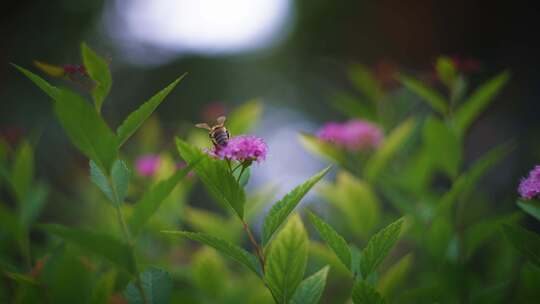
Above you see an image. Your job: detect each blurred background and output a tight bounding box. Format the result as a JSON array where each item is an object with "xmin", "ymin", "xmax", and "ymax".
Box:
[{"xmin": 1, "ymin": 0, "xmax": 539, "ymax": 217}]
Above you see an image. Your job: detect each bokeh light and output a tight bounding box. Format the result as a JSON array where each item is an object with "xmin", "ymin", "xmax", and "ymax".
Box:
[{"xmin": 103, "ymin": 0, "xmax": 293, "ymax": 65}]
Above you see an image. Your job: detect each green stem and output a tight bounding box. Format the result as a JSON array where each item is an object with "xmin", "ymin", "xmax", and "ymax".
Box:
[
  {"xmin": 226, "ymin": 159, "xmax": 233, "ymax": 173},
  {"xmin": 237, "ymin": 165, "xmax": 247, "ymax": 184},
  {"xmin": 242, "ymin": 221, "xmax": 265, "ymax": 273},
  {"xmin": 269, "ymin": 288, "xmax": 280, "ymax": 304},
  {"xmin": 115, "ymin": 206, "xmax": 148, "ymax": 304},
  {"xmin": 115, "ymin": 207, "xmax": 131, "ymax": 243},
  {"xmin": 20, "ymin": 233, "xmax": 31, "ymax": 271},
  {"xmin": 232, "ymin": 163, "xmax": 243, "ymax": 173},
  {"xmin": 241, "ymin": 220, "xmax": 280, "ymax": 303}
]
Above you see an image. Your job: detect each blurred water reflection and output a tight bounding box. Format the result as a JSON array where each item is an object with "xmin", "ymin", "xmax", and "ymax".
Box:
[{"xmin": 103, "ymin": 0, "xmax": 293, "ymax": 65}]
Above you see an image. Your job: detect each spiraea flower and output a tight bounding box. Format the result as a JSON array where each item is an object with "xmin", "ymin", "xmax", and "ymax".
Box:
[
  {"xmin": 518, "ymin": 165, "xmax": 540, "ymax": 200},
  {"xmin": 207, "ymin": 135, "xmax": 267, "ymax": 164},
  {"xmin": 135, "ymin": 155, "xmax": 161, "ymax": 177},
  {"xmin": 317, "ymin": 120, "xmax": 383, "ymax": 151}
]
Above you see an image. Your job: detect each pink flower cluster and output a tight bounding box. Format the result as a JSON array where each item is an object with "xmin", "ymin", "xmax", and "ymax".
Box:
[
  {"xmin": 135, "ymin": 155, "xmax": 161, "ymax": 177},
  {"xmin": 208, "ymin": 135, "xmax": 267, "ymax": 163},
  {"xmin": 518, "ymin": 165, "xmax": 540, "ymax": 200},
  {"xmin": 316, "ymin": 120, "xmax": 383, "ymax": 151}
]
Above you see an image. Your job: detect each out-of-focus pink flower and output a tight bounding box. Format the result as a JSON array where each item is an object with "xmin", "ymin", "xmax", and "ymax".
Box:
[
  {"xmin": 207, "ymin": 135, "xmax": 267, "ymax": 163},
  {"xmin": 317, "ymin": 120, "xmax": 383, "ymax": 151},
  {"xmin": 518, "ymin": 165, "xmax": 540, "ymax": 200},
  {"xmin": 202, "ymin": 102, "xmax": 227, "ymax": 123},
  {"xmin": 135, "ymin": 155, "xmax": 161, "ymax": 177}
]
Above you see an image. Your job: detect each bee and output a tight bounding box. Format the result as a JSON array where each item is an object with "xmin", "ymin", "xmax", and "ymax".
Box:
[{"xmin": 195, "ymin": 116, "xmax": 230, "ymax": 148}]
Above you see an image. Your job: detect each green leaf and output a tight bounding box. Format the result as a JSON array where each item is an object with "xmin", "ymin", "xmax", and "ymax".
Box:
[
  {"xmin": 117, "ymin": 75, "xmax": 186, "ymax": 146},
  {"xmin": 39, "ymin": 246, "xmax": 93, "ymax": 303},
  {"xmin": 265, "ymin": 214, "xmax": 309, "ymax": 303},
  {"xmin": 348, "ymin": 64, "xmax": 384, "ymax": 102},
  {"xmin": 91, "ymin": 271, "xmax": 117, "ymax": 304},
  {"xmin": 125, "ymin": 267, "xmax": 172, "ymax": 304},
  {"xmin": 81, "ymin": 43, "xmax": 112, "ymax": 113},
  {"xmin": 318, "ymin": 171, "xmax": 381, "ymax": 238},
  {"xmin": 111, "ymin": 159, "xmax": 130, "ymax": 205},
  {"xmin": 422, "ymin": 116, "xmax": 461, "ymax": 178},
  {"xmin": 41, "ymin": 224, "xmax": 136, "ymax": 274},
  {"xmin": 399, "ymin": 74, "xmax": 447, "ymax": 114},
  {"xmin": 437, "ymin": 143, "xmax": 512, "ymax": 216},
  {"xmin": 183, "ymin": 207, "xmax": 242, "ymax": 242},
  {"xmin": 299, "ymin": 133, "xmax": 347, "ymax": 165},
  {"xmin": 192, "ymin": 247, "xmax": 229, "ymax": 298},
  {"xmin": 176, "ymin": 139, "xmax": 245, "ymax": 219},
  {"xmin": 307, "ymin": 211, "xmax": 351, "ymax": 270},
  {"xmin": 227, "ymin": 99, "xmax": 263, "ymax": 135},
  {"xmin": 352, "ymin": 281, "xmax": 386, "ymax": 304},
  {"xmin": 450, "ymin": 75, "xmax": 467, "ymax": 104},
  {"xmin": 517, "ymin": 200, "xmax": 540, "ymax": 222},
  {"xmin": 163, "ymin": 230, "xmax": 260, "ymax": 275},
  {"xmin": 19, "ymin": 183, "xmax": 48, "ymax": 230},
  {"xmin": 11, "ymin": 141, "xmax": 34, "ymax": 203},
  {"xmin": 291, "ymin": 266, "xmax": 329, "ymax": 304},
  {"xmin": 53, "ymin": 88, "xmax": 118, "ymax": 171},
  {"xmin": 245, "ymin": 184, "xmax": 279, "ymax": 221},
  {"xmin": 262, "ymin": 166, "xmax": 330, "ymax": 245},
  {"xmin": 464, "ymin": 212, "xmax": 521, "ymax": 258},
  {"xmin": 377, "ymin": 254, "xmax": 413, "ymax": 298},
  {"xmin": 90, "ymin": 160, "xmax": 131, "ymax": 207},
  {"xmin": 310, "ymin": 242, "xmax": 349, "ymax": 276},
  {"xmin": 4, "ymin": 271, "xmax": 38, "ymax": 285},
  {"xmin": 435, "ymin": 56, "xmax": 457, "ymax": 88},
  {"xmin": 12, "ymin": 64, "xmax": 59, "ymax": 99},
  {"xmin": 454, "ymin": 72, "xmax": 509, "ymax": 134},
  {"xmin": 502, "ymin": 224, "xmax": 540, "ymax": 268},
  {"xmin": 330, "ymin": 92, "xmax": 376, "ymax": 120},
  {"xmin": 0, "ymin": 204, "xmax": 21, "ymax": 238},
  {"xmin": 129, "ymin": 159, "xmax": 199, "ymax": 236},
  {"xmin": 365, "ymin": 119, "xmax": 415, "ymax": 181},
  {"xmin": 233, "ymin": 165, "xmax": 251, "ymax": 187},
  {"xmin": 90, "ymin": 160, "xmax": 114, "ymax": 203},
  {"xmin": 13, "ymin": 59, "xmax": 115, "ymax": 175},
  {"xmin": 425, "ymin": 216, "xmax": 452, "ymax": 259},
  {"xmin": 360, "ymin": 218, "xmax": 404, "ymax": 279}
]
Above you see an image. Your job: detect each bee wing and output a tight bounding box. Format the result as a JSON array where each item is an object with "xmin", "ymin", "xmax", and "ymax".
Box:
[
  {"xmin": 195, "ymin": 123, "xmax": 211, "ymax": 130},
  {"xmin": 216, "ymin": 116, "xmax": 226, "ymax": 125}
]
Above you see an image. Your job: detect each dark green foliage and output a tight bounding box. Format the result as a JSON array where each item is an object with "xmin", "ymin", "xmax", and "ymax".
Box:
[
  {"xmin": 352, "ymin": 281, "xmax": 386, "ymax": 304},
  {"xmin": 9, "ymin": 50, "xmax": 522, "ymax": 304},
  {"xmin": 502, "ymin": 224, "xmax": 540, "ymax": 268},
  {"xmin": 42, "ymin": 224, "xmax": 136, "ymax": 274}
]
